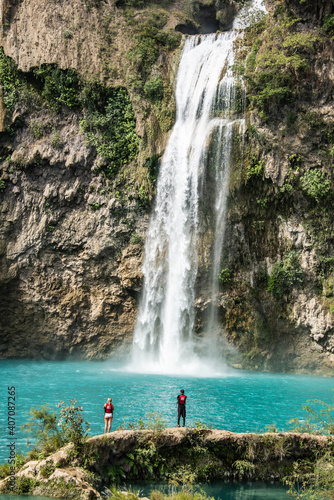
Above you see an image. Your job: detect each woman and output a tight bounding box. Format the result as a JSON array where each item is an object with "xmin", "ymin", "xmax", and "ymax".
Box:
[{"xmin": 103, "ymin": 397, "xmax": 114, "ymax": 433}]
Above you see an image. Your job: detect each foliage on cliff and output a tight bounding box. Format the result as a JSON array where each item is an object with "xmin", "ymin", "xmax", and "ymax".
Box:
[{"xmin": 216, "ymin": 0, "xmax": 334, "ymax": 372}]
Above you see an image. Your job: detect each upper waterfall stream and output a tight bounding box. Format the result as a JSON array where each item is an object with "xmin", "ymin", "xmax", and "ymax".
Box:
[{"xmin": 130, "ymin": 1, "xmax": 265, "ymax": 375}]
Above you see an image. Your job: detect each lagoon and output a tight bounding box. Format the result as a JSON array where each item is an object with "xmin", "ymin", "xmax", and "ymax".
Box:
[
  {"xmin": 0, "ymin": 481, "xmax": 291, "ymax": 500},
  {"xmin": 1, "ymin": 360, "xmax": 333, "ymax": 463}
]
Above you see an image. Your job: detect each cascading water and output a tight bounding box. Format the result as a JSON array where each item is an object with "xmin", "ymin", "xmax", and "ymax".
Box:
[{"xmin": 130, "ymin": 0, "xmax": 266, "ymax": 375}]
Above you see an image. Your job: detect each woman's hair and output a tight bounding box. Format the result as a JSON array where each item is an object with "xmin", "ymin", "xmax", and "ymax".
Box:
[{"xmin": 107, "ymin": 397, "xmax": 112, "ymax": 402}]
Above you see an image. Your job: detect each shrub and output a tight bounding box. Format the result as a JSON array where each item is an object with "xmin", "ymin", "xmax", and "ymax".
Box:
[
  {"xmin": 0, "ymin": 47, "xmax": 23, "ymax": 110},
  {"xmin": 267, "ymin": 251, "xmax": 304, "ymax": 299},
  {"xmin": 144, "ymin": 76, "xmax": 164, "ymax": 102},
  {"xmin": 300, "ymin": 169, "xmax": 331, "ymax": 202},
  {"xmin": 21, "ymin": 404, "xmax": 65, "ymax": 454},
  {"xmin": 21, "ymin": 403, "xmax": 65, "ymax": 456},
  {"xmin": 285, "ymin": 452, "xmax": 334, "ymax": 500},
  {"xmin": 32, "ymin": 65, "xmax": 81, "ymax": 111},
  {"xmin": 63, "ymin": 30, "xmax": 73, "ymax": 39},
  {"xmin": 40, "ymin": 460, "xmax": 56, "ymax": 478},
  {"xmin": 0, "ymin": 462, "xmax": 11, "ymax": 479},
  {"xmin": 80, "ymin": 85, "xmax": 139, "ymax": 177},
  {"xmin": 246, "ymin": 157, "xmax": 264, "ymax": 179},
  {"xmin": 323, "ymin": 14, "xmax": 334, "ymax": 33},
  {"xmin": 29, "ymin": 120, "xmax": 44, "ymax": 139},
  {"xmin": 51, "ymin": 130, "xmax": 64, "ymax": 149},
  {"xmin": 219, "ymin": 268, "xmax": 231, "ymax": 284},
  {"xmin": 242, "ymin": 8, "xmax": 318, "ymax": 114},
  {"xmin": 130, "ymin": 233, "xmax": 143, "ymax": 244},
  {"xmin": 56, "ymin": 399, "xmax": 90, "ymax": 451},
  {"xmin": 289, "ymin": 395, "xmax": 334, "ymax": 435},
  {"xmin": 144, "ymin": 153, "xmax": 160, "ymax": 184},
  {"xmin": 286, "ymin": 394, "xmax": 334, "ymax": 498},
  {"xmin": 4, "ymin": 476, "xmax": 36, "ymax": 494}
]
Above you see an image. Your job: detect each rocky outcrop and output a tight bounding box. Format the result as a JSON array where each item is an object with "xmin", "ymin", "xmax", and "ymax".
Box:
[
  {"xmin": 285, "ymin": 0, "xmax": 334, "ymax": 23},
  {"xmin": 0, "ymin": 0, "xmax": 178, "ymax": 360},
  {"xmin": 0, "ymin": 428, "xmax": 331, "ymax": 498},
  {"xmin": 0, "ymin": 109, "xmax": 148, "ymax": 359}
]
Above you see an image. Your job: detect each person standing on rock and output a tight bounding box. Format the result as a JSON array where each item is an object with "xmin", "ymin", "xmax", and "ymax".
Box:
[
  {"xmin": 104, "ymin": 397, "xmax": 114, "ymax": 433},
  {"xmin": 177, "ymin": 389, "xmax": 187, "ymax": 427}
]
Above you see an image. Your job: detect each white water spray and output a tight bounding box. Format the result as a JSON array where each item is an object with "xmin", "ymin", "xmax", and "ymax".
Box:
[{"xmin": 129, "ymin": 0, "xmax": 266, "ymax": 375}]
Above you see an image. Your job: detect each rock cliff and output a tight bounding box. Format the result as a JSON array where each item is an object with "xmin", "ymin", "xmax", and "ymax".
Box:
[{"xmin": 1, "ymin": 0, "xmax": 334, "ymax": 374}]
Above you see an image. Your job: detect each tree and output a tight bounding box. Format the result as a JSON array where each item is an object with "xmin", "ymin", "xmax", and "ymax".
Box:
[{"xmin": 21, "ymin": 404, "xmax": 65, "ymax": 456}]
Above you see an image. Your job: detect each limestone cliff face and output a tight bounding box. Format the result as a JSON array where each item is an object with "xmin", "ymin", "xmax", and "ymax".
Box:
[
  {"xmin": 0, "ymin": 115, "xmax": 148, "ymax": 358},
  {"xmin": 1, "ymin": 0, "xmax": 334, "ymax": 374},
  {"xmin": 196, "ymin": 0, "xmax": 334, "ymax": 374},
  {"xmin": 0, "ymin": 0, "xmax": 154, "ymax": 359},
  {"xmin": 0, "ymin": 0, "xmax": 239, "ymax": 359}
]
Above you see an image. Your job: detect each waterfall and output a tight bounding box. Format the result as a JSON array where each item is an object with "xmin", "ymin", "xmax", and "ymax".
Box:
[{"xmin": 129, "ymin": 0, "xmax": 266, "ymax": 375}]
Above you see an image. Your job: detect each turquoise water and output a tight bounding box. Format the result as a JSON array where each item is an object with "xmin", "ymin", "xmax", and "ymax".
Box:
[
  {"xmin": 0, "ymin": 496, "xmax": 52, "ymax": 500},
  {"xmin": 132, "ymin": 481, "xmax": 290, "ymax": 499},
  {"xmin": 0, "ymin": 481, "xmax": 290, "ymax": 500},
  {"xmin": 1, "ymin": 360, "xmax": 333, "ymax": 463}
]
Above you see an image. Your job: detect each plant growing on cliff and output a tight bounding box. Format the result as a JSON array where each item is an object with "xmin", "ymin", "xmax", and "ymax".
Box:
[
  {"xmin": 128, "ymin": 12, "xmax": 181, "ymax": 80},
  {"xmin": 246, "ymin": 156, "xmax": 264, "ymax": 180},
  {"xmin": 32, "ymin": 65, "xmax": 81, "ymax": 111},
  {"xmin": 300, "ymin": 169, "xmax": 331, "ymax": 202},
  {"xmin": 0, "ymin": 47, "xmax": 25, "ymax": 111},
  {"xmin": 144, "ymin": 76, "xmax": 164, "ymax": 102},
  {"xmin": 267, "ymin": 251, "xmax": 304, "ymax": 300},
  {"xmin": 219, "ymin": 268, "xmax": 231, "ymax": 284},
  {"xmin": 80, "ymin": 84, "xmax": 139, "ymax": 177},
  {"xmin": 241, "ymin": 5, "xmax": 319, "ymax": 117}
]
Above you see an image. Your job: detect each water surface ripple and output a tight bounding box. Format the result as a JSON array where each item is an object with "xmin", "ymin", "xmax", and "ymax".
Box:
[{"xmin": 0, "ymin": 360, "xmax": 333, "ymax": 463}]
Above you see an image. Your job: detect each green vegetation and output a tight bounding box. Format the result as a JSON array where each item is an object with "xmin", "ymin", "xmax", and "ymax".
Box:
[
  {"xmin": 246, "ymin": 156, "xmax": 264, "ymax": 180},
  {"xmin": 39, "ymin": 460, "xmax": 56, "ymax": 478},
  {"xmin": 288, "ymin": 394, "xmax": 334, "ymax": 435},
  {"xmin": 322, "ymin": 14, "xmax": 334, "ymax": 33},
  {"xmin": 50, "ymin": 130, "xmax": 63, "ymax": 149},
  {"xmin": 219, "ymin": 268, "xmax": 231, "ymax": 284},
  {"xmin": 128, "ymin": 10, "xmax": 181, "ymax": 82},
  {"xmin": 108, "ymin": 489, "xmax": 215, "ymax": 500},
  {"xmin": 80, "ymin": 84, "xmax": 139, "ymax": 177},
  {"xmin": 144, "ymin": 153, "xmax": 160, "ymax": 184},
  {"xmin": 286, "ymin": 393, "xmax": 334, "ymax": 499},
  {"xmin": 56, "ymin": 399, "xmax": 90, "ymax": 452},
  {"xmin": 29, "ymin": 120, "xmax": 45, "ymax": 139},
  {"xmin": 239, "ymin": 4, "xmax": 319, "ymax": 118},
  {"xmin": 267, "ymin": 251, "xmax": 304, "ymax": 300},
  {"xmin": 32, "ymin": 64, "xmax": 81, "ymax": 111},
  {"xmin": 0, "ymin": 47, "xmax": 28, "ymax": 111},
  {"xmin": 300, "ymin": 169, "xmax": 331, "ymax": 202},
  {"xmin": 144, "ymin": 76, "xmax": 164, "ymax": 102},
  {"xmin": 285, "ymin": 452, "xmax": 334, "ymax": 500},
  {"xmin": 21, "ymin": 403, "xmax": 65, "ymax": 457},
  {"xmin": 0, "ymin": 50, "xmax": 140, "ymax": 178},
  {"xmin": 20, "ymin": 400, "xmax": 89, "ymax": 460},
  {"xmin": 116, "ymin": 411, "xmax": 167, "ymax": 432}
]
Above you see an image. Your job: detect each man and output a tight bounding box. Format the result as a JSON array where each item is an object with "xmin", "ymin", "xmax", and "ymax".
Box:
[{"xmin": 177, "ymin": 389, "xmax": 187, "ymax": 427}]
